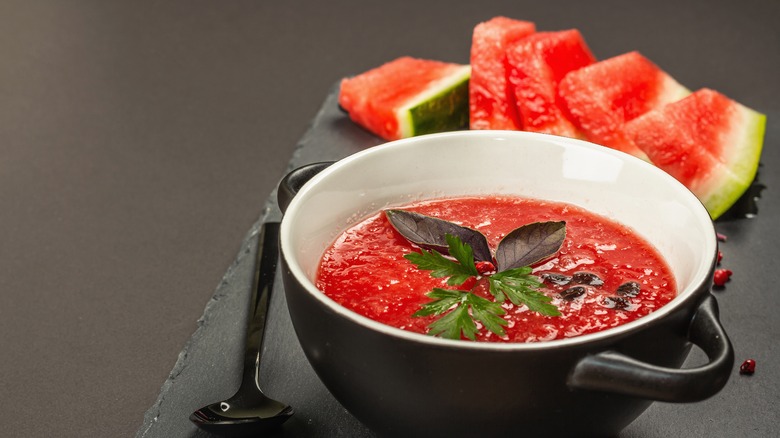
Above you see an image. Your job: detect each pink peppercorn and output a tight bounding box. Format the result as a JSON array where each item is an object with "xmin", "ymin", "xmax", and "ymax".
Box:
[
  {"xmin": 740, "ymin": 359, "xmax": 756, "ymax": 375},
  {"xmin": 475, "ymin": 261, "xmax": 496, "ymax": 276},
  {"xmin": 713, "ymin": 269, "xmax": 733, "ymax": 286}
]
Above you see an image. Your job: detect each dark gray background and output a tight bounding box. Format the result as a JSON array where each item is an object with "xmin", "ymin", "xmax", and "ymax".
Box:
[{"xmin": 1, "ymin": 1, "xmax": 778, "ymax": 437}]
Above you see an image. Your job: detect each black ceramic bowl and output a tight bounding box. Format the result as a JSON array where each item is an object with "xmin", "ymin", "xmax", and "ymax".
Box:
[{"xmin": 277, "ymin": 131, "xmax": 733, "ymax": 437}]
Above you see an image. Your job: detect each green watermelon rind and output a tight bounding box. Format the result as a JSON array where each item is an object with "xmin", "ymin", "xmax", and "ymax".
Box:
[
  {"xmin": 703, "ymin": 107, "xmax": 766, "ymax": 219},
  {"xmin": 397, "ymin": 65, "xmax": 471, "ymax": 138}
]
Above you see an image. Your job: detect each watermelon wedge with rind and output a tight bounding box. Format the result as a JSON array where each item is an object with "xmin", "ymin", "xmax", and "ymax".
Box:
[
  {"xmin": 396, "ymin": 65, "xmax": 471, "ymax": 138},
  {"xmin": 625, "ymin": 88, "xmax": 766, "ymax": 219},
  {"xmin": 469, "ymin": 17, "xmax": 536, "ymax": 130},
  {"xmin": 339, "ymin": 57, "xmax": 471, "ymax": 141},
  {"xmin": 559, "ymin": 51, "xmax": 690, "ymax": 159},
  {"xmin": 506, "ymin": 29, "xmax": 596, "ymax": 138}
]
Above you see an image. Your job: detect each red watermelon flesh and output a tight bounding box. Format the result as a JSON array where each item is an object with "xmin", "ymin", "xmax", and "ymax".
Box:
[
  {"xmin": 559, "ymin": 51, "xmax": 689, "ymax": 159},
  {"xmin": 339, "ymin": 56, "xmax": 471, "ymax": 141},
  {"xmin": 625, "ymin": 88, "xmax": 766, "ymax": 219},
  {"xmin": 469, "ymin": 16, "xmax": 536, "ymax": 130},
  {"xmin": 506, "ymin": 29, "xmax": 596, "ymax": 137}
]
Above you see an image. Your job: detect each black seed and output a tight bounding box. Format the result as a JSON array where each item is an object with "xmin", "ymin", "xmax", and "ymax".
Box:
[
  {"xmin": 572, "ymin": 271, "xmax": 604, "ymax": 287},
  {"xmin": 602, "ymin": 296, "xmax": 631, "ymax": 310},
  {"xmin": 560, "ymin": 286, "xmax": 587, "ymax": 301},
  {"xmin": 616, "ymin": 281, "xmax": 641, "ymax": 297},
  {"xmin": 541, "ymin": 272, "xmax": 572, "ymax": 286}
]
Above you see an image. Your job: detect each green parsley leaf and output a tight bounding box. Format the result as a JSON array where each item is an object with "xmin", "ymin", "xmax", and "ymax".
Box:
[
  {"xmin": 413, "ymin": 288, "xmax": 507, "ymax": 340},
  {"xmin": 465, "ymin": 293, "xmax": 508, "ymax": 337},
  {"xmin": 404, "ymin": 234, "xmax": 478, "ymax": 285},
  {"xmin": 444, "ymin": 234, "xmax": 479, "ymax": 276},
  {"xmin": 412, "ymin": 288, "xmax": 464, "ymax": 317},
  {"xmin": 428, "ymin": 304, "xmax": 477, "ymax": 340},
  {"xmin": 489, "ymin": 269, "xmax": 561, "ymax": 317}
]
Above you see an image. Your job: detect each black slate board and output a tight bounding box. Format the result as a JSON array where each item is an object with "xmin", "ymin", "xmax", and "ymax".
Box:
[{"xmin": 138, "ymin": 85, "xmax": 780, "ymax": 437}]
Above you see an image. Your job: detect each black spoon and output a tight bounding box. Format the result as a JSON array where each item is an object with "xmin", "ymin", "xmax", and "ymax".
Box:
[{"xmin": 190, "ymin": 222, "xmax": 293, "ymax": 436}]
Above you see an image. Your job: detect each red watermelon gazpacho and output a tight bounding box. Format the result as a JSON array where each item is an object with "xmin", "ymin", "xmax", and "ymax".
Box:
[{"xmin": 316, "ymin": 196, "xmax": 677, "ymax": 343}]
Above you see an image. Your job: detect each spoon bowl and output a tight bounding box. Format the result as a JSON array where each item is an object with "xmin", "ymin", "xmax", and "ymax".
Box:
[
  {"xmin": 190, "ymin": 222, "xmax": 293, "ymax": 436},
  {"xmin": 190, "ymin": 397, "xmax": 292, "ymax": 436}
]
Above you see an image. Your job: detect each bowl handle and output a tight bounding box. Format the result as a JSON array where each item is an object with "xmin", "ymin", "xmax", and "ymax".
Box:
[
  {"xmin": 277, "ymin": 162, "xmax": 335, "ymax": 214},
  {"xmin": 568, "ymin": 294, "xmax": 734, "ymax": 402}
]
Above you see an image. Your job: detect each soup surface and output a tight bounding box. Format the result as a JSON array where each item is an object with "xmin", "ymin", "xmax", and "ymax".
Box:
[{"xmin": 316, "ymin": 196, "xmax": 677, "ymax": 342}]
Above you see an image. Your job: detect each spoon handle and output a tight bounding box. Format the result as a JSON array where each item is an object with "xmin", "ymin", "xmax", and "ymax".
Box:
[{"xmin": 242, "ymin": 221, "xmax": 281, "ymax": 390}]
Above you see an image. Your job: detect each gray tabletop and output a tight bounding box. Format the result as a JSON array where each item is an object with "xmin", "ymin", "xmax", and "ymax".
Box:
[{"xmin": 2, "ymin": 1, "xmax": 778, "ymax": 437}]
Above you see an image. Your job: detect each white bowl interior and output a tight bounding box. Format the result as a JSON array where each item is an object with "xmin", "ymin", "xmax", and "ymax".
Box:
[{"xmin": 281, "ymin": 131, "xmax": 716, "ymax": 346}]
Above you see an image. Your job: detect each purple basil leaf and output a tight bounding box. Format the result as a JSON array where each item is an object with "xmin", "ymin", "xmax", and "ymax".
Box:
[
  {"xmin": 495, "ymin": 221, "xmax": 566, "ymax": 272},
  {"xmin": 385, "ymin": 209, "xmax": 492, "ymax": 262}
]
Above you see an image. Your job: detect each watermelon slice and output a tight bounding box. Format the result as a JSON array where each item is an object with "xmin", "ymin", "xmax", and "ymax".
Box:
[
  {"xmin": 506, "ymin": 29, "xmax": 596, "ymax": 138},
  {"xmin": 338, "ymin": 56, "xmax": 471, "ymax": 141},
  {"xmin": 558, "ymin": 51, "xmax": 690, "ymax": 159},
  {"xmin": 469, "ymin": 17, "xmax": 536, "ymax": 130},
  {"xmin": 625, "ymin": 88, "xmax": 766, "ymax": 219}
]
